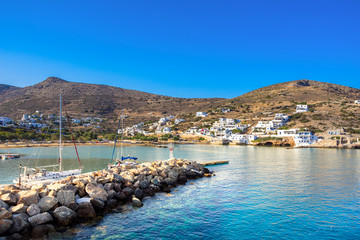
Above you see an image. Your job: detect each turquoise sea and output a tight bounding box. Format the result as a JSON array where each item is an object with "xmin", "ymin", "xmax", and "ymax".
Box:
[{"xmin": 1, "ymin": 144, "xmax": 360, "ymax": 239}]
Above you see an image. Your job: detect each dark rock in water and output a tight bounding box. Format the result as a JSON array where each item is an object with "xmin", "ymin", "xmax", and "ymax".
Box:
[
  {"xmin": 186, "ymin": 169, "xmax": 203, "ymax": 179},
  {"xmin": 149, "ymin": 184, "xmax": 161, "ymax": 192},
  {"xmin": 53, "ymin": 206, "xmax": 76, "ymax": 226},
  {"xmin": 178, "ymin": 175, "xmax": 188, "ymax": 184},
  {"xmin": 0, "ymin": 193, "xmax": 17, "ymax": 205},
  {"xmin": 164, "ymin": 178, "xmax": 177, "ymax": 187},
  {"xmin": 106, "ymin": 199, "xmax": 117, "ymax": 209},
  {"xmin": 143, "ymin": 188, "xmax": 155, "ymax": 197},
  {"xmin": 139, "ymin": 180, "xmax": 150, "ymax": 190},
  {"xmin": 28, "ymin": 212, "xmax": 53, "ymax": 227},
  {"xmin": 122, "ymin": 187, "xmax": 133, "ymax": 196},
  {"xmin": 8, "ymin": 213, "xmax": 30, "ymax": 235},
  {"xmin": 0, "ymin": 208, "xmax": 12, "ymax": 220},
  {"xmin": 27, "ymin": 204, "xmax": 41, "ymax": 216},
  {"xmin": 134, "ymin": 188, "xmax": 143, "ymax": 199},
  {"xmin": 18, "ymin": 190, "xmax": 39, "ymax": 206},
  {"xmin": 31, "ymin": 224, "xmax": 55, "ymax": 238},
  {"xmin": 160, "ymin": 186, "xmax": 171, "ymax": 193},
  {"xmin": 132, "ymin": 197, "xmax": 143, "ymax": 207},
  {"xmin": 90, "ymin": 198, "xmax": 105, "ymax": 209},
  {"xmin": 85, "ymin": 184, "xmax": 108, "ymax": 202},
  {"xmin": 204, "ymin": 168, "xmax": 211, "ymax": 174},
  {"xmin": 114, "ymin": 192, "xmax": 126, "ymax": 201},
  {"xmin": 150, "ymin": 179, "xmax": 161, "ymax": 187},
  {"xmin": 67, "ymin": 202, "xmax": 78, "ymax": 211},
  {"xmin": 76, "ymin": 202, "xmax": 96, "ymax": 218},
  {"xmin": 0, "ymin": 219, "xmax": 12, "ymax": 235},
  {"xmin": 37, "ymin": 196, "xmax": 58, "ymax": 212}
]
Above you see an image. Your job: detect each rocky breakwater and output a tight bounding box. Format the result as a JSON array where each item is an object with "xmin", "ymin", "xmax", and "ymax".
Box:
[{"xmin": 0, "ymin": 159, "xmax": 212, "ymax": 239}]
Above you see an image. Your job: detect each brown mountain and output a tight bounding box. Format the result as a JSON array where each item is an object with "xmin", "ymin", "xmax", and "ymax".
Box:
[{"xmin": 0, "ymin": 77, "xmax": 223, "ymax": 125}]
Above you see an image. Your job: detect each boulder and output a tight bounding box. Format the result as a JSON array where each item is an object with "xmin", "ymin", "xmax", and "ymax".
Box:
[
  {"xmin": 53, "ymin": 206, "xmax": 77, "ymax": 226},
  {"xmin": 0, "ymin": 193, "xmax": 17, "ymax": 205},
  {"xmin": 164, "ymin": 178, "xmax": 177, "ymax": 187},
  {"xmin": 149, "ymin": 184, "xmax": 161, "ymax": 192},
  {"xmin": 60, "ymin": 184, "xmax": 78, "ymax": 193},
  {"xmin": 134, "ymin": 188, "xmax": 143, "ymax": 199},
  {"xmin": 0, "ymin": 219, "xmax": 12, "ymax": 235},
  {"xmin": 106, "ymin": 199, "xmax": 117, "ymax": 209},
  {"xmin": 139, "ymin": 180, "xmax": 150, "ymax": 189},
  {"xmin": 9, "ymin": 203, "xmax": 28, "ymax": 214},
  {"xmin": 0, "ymin": 208, "xmax": 12, "ymax": 220},
  {"xmin": 39, "ymin": 190, "xmax": 49, "ymax": 198},
  {"xmin": 31, "ymin": 184, "xmax": 46, "ymax": 192},
  {"xmin": 0, "ymin": 200, "xmax": 9, "ymax": 210},
  {"xmin": 37, "ymin": 196, "xmax": 58, "ymax": 212},
  {"xmin": 28, "ymin": 212, "xmax": 53, "ymax": 227},
  {"xmin": 48, "ymin": 190, "xmax": 57, "ymax": 197},
  {"xmin": 57, "ymin": 190, "xmax": 75, "ymax": 207},
  {"xmin": 113, "ymin": 183, "xmax": 122, "ymax": 192},
  {"xmin": 103, "ymin": 183, "xmax": 113, "ymax": 191},
  {"xmin": 107, "ymin": 190, "xmax": 116, "ymax": 200},
  {"xmin": 85, "ymin": 184, "xmax": 108, "ymax": 202},
  {"xmin": 18, "ymin": 190, "xmax": 39, "ymax": 206},
  {"xmin": 178, "ymin": 175, "xmax": 188, "ymax": 184},
  {"xmin": 90, "ymin": 198, "xmax": 105, "ymax": 209},
  {"xmin": 4, "ymin": 185, "xmax": 20, "ymax": 192},
  {"xmin": 8, "ymin": 213, "xmax": 30, "ymax": 235},
  {"xmin": 122, "ymin": 187, "xmax": 133, "ymax": 196},
  {"xmin": 76, "ymin": 197, "xmax": 91, "ymax": 204},
  {"xmin": 132, "ymin": 197, "xmax": 143, "ymax": 207},
  {"xmin": 114, "ymin": 192, "xmax": 127, "ymax": 201},
  {"xmin": 31, "ymin": 224, "xmax": 55, "ymax": 238},
  {"xmin": 27, "ymin": 204, "xmax": 41, "ymax": 217},
  {"xmin": 76, "ymin": 202, "xmax": 96, "ymax": 218}
]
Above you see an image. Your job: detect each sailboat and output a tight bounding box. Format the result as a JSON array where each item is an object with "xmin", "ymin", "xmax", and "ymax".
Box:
[
  {"xmin": 13, "ymin": 93, "xmax": 83, "ymax": 185},
  {"xmin": 109, "ymin": 110, "xmax": 138, "ymax": 168}
]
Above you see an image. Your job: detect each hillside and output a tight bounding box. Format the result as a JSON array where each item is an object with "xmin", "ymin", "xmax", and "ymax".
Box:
[
  {"xmin": 191, "ymin": 79, "xmax": 360, "ymax": 132},
  {"xmin": 1, "ymin": 78, "xmax": 360, "ymax": 132},
  {"xmin": 0, "ymin": 77, "xmax": 222, "ymax": 127}
]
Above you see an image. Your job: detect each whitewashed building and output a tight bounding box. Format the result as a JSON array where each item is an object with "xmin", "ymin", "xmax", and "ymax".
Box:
[
  {"xmin": 175, "ymin": 119, "xmax": 185, "ymax": 124},
  {"xmin": 196, "ymin": 112, "xmax": 208, "ymax": 117},
  {"xmin": 293, "ymin": 131, "xmax": 318, "ymax": 146},
  {"xmin": 0, "ymin": 117, "xmax": 14, "ymax": 126},
  {"xmin": 296, "ymin": 105, "xmax": 308, "ymax": 113},
  {"xmin": 355, "ymin": 100, "xmax": 360, "ymax": 104}
]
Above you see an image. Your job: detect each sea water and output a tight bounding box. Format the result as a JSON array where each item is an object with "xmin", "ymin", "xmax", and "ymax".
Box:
[{"xmin": 1, "ymin": 144, "xmax": 360, "ymax": 239}]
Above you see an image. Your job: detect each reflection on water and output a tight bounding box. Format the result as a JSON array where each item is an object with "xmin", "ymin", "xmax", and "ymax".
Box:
[{"xmin": 1, "ymin": 145, "xmax": 360, "ymax": 239}]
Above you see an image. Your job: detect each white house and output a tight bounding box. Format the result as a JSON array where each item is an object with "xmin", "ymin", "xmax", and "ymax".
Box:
[
  {"xmin": 163, "ymin": 127, "xmax": 172, "ymax": 133},
  {"xmin": 175, "ymin": 119, "xmax": 185, "ymax": 124},
  {"xmin": 296, "ymin": 105, "xmax": 308, "ymax": 113},
  {"xmin": 221, "ymin": 108, "xmax": 231, "ymax": 113},
  {"xmin": 277, "ymin": 129, "xmax": 299, "ymax": 136},
  {"xmin": 355, "ymin": 100, "xmax": 360, "ymax": 104},
  {"xmin": 196, "ymin": 112, "xmax": 208, "ymax": 117},
  {"xmin": 0, "ymin": 117, "xmax": 14, "ymax": 126},
  {"xmin": 293, "ymin": 131, "xmax": 318, "ymax": 146},
  {"xmin": 72, "ymin": 119, "xmax": 81, "ymax": 124}
]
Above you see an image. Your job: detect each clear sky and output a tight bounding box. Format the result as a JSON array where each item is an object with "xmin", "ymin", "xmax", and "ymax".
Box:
[{"xmin": 0, "ymin": 0, "xmax": 359, "ymax": 98}]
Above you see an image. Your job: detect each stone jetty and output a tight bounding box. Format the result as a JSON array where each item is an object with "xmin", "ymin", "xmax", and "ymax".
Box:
[{"xmin": 0, "ymin": 159, "xmax": 212, "ymax": 239}]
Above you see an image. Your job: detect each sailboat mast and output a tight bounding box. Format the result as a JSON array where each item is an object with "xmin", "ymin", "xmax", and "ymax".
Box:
[
  {"xmin": 59, "ymin": 93, "xmax": 62, "ymax": 172},
  {"xmin": 121, "ymin": 110, "xmax": 124, "ymax": 158}
]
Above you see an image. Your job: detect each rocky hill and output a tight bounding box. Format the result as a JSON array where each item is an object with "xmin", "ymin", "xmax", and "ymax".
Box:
[
  {"xmin": 0, "ymin": 77, "xmax": 222, "ymax": 126},
  {"xmin": 1, "ymin": 78, "xmax": 360, "ymax": 132}
]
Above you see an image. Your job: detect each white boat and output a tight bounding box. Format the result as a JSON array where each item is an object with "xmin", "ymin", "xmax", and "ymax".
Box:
[
  {"xmin": 108, "ymin": 110, "xmax": 138, "ymax": 169},
  {"xmin": 13, "ymin": 93, "xmax": 83, "ymax": 185}
]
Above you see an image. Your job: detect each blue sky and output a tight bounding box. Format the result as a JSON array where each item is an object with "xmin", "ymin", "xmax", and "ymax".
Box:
[{"xmin": 0, "ymin": 0, "xmax": 359, "ymax": 98}]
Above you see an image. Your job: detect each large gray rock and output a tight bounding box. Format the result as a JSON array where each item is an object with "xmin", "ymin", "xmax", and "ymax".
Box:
[
  {"xmin": 53, "ymin": 206, "xmax": 76, "ymax": 226},
  {"xmin": 9, "ymin": 203, "xmax": 28, "ymax": 214},
  {"xmin": 18, "ymin": 190, "xmax": 39, "ymax": 206},
  {"xmin": 106, "ymin": 199, "xmax": 117, "ymax": 209},
  {"xmin": 107, "ymin": 190, "xmax": 116, "ymax": 200},
  {"xmin": 57, "ymin": 190, "xmax": 75, "ymax": 207},
  {"xmin": 164, "ymin": 177, "xmax": 177, "ymax": 187},
  {"xmin": 114, "ymin": 192, "xmax": 127, "ymax": 201},
  {"xmin": 8, "ymin": 213, "xmax": 30, "ymax": 235},
  {"xmin": 37, "ymin": 196, "xmax": 58, "ymax": 212},
  {"xmin": 31, "ymin": 224, "xmax": 55, "ymax": 238},
  {"xmin": 0, "ymin": 208, "xmax": 12, "ymax": 220},
  {"xmin": 134, "ymin": 188, "xmax": 143, "ymax": 199},
  {"xmin": 0, "ymin": 193, "xmax": 17, "ymax": 205},
  {"xmin": 85, "ymin": 184, "xmax": 108, "ymax": 202},
  {"xmin": 60, "ymin": 184, "xmax": 78, "ymax": 193},
  {"xmin": 0, "ymin": 200, "xmax": 9, "ymax": 210},
  {"xmin": 28, "ymin": 212, "xmax": 53, "ymax": 227},
  {"xmin": 103, "ymin": 183, "xmax": 113, "ymax": 191},
  {"xmin": 27, "ymin": 204, "xmax": 41, "ymax": 216},
  {"xmin": 76, "ymin": 202, "xmax": 96, "ymax": 218},
  {"xmin": 122, "ymin": 187, "xmax": 133, "ymax": 196},
  {"xmin": 0, "ymin": 219, "xmax": 12, "ymax": 234},
  {"xmin": 90, "ymin": 198, "xmax": 105, "ymax": 209},
  {"xmin": 113, "ymin": 183, "xmax": 122, "ymax": 192}
]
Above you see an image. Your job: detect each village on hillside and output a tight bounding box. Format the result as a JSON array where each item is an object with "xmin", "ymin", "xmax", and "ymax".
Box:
[{"xmin": 1, "ymin": 100, "xmax": 360, "ymax": 148}]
